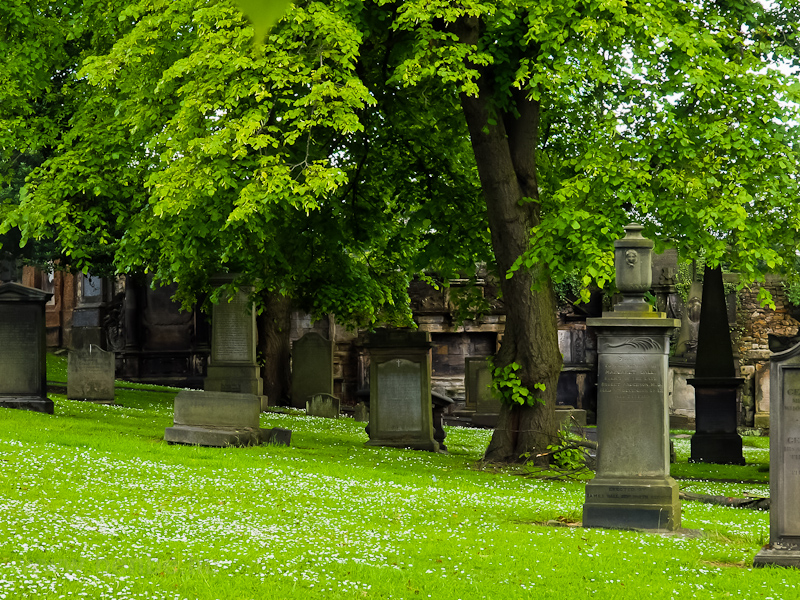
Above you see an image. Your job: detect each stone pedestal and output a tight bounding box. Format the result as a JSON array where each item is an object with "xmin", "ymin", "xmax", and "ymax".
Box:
[
  {"xmin": 755, "ymin": 339, "xmax": 800, "ymax": 567},
  {"xmin": 365, "ymin": 330, "xmax": 439, "ymax": 452},
  {"xmin": 583, "ymin": 224, "xmax": 680, "ymax": 531},
  {"xmin": 165, "ymin": 390, "xmax": 268, "ymax": 447},
  {"xmin": 204, "ymin": 275, "xmax": 265, "ymax": 407},
  {"xmin": 0, "ymin": 282, "xmax": 54, "ymax": 413}
]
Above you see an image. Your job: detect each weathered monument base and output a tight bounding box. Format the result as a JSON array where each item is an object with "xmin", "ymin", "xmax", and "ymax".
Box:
[
  {"xmin": 689, "ymin": 431, "xmax": 744, "ymax": 465},
  {"xmin": 754, "ymin": 546, "xmax": 800, "ymax": 569},
  {"xmin": 0, "ymin": 398, "xmax": 54, "ymax": 414},
  {"xmin": 583, "ymin": 477, "xmax": 680, "ymax": 530},
  {"xmin": 164, "ymin": 390, "xmax": 268, "ymax": 447}
]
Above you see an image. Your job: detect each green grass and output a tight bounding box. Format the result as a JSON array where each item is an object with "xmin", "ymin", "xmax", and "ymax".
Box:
[{"xmin": 0, "ymin": 354, "xmax": 794, "ymax": 599}]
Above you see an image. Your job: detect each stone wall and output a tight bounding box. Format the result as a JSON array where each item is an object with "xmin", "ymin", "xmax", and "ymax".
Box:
[{"xmin": 736, "ymin": 275, "xmax": 800, "ymax": 427}]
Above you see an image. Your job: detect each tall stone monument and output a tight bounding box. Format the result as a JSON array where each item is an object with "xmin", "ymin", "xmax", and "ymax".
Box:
[
  {"xmin": 0, "ymin": 282, "xmax": 54, "ymax": 413},
  {"xmin": 689, "ymin": 266, "xmax": 745, "ymax": 465},
  {"xmin": 583, "ymin": 224, "xmax": 681, "ymax": 530},
  {"xmin": 291, "ymin": 332, "xmax": 334, "ymax": 409},
  {"xmin": 204, "ymin": 274, "xmax": 266, "ymax": 408},
  {"xmin": 754, "ymin": 335, "xmax": 800, "ymax": 567},
  {"xmin": 365, "ymin": 329, "xmax": 439, "ymax": 452}
]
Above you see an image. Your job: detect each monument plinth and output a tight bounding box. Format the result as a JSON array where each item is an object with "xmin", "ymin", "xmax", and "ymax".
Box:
[{"xmin": 583, "ymin": 224, "xmax": 681, "ymax": 531}]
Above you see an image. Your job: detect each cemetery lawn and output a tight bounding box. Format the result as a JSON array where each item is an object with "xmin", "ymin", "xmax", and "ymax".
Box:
[{"xmin": 0, "ymin": 355, "xmax": 791, "ymax": 599}]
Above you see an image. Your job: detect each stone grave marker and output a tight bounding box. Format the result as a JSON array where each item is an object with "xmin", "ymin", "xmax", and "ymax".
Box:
[
  {"xmin": 365, "ymin": 329, "xmax": 439, "ymax": 452},
  {"xmin": 307, "ymin": 393, "xmax": 340, "ymax": 419},
  {"xmin": 291, "ymin": 332, "xmax": 334, "ymax": 409},
  {"xmin": 755, "ymin": 335, "xmax": 800, "ymax": 567},
  {"xmin": 164, "ymin": 390, "xmax": 268, "ymax": 447},
  {"xmin": 465, "ymin": 356, "xmax": 501, "ymax": 427},
  {"xmin": 67, "ymin": 345, "xmax": 115, "ymax": 403},
  {"xmin": 204, "ymin": 274, "xmax": 266, "ymax": 408},
  {"xmin": 0, "ymin": 282, "xmax": 53, "ymax": 413},
  {"xmin": 584, "ymin": 224, "xmax": 681, "ymax": 531}
]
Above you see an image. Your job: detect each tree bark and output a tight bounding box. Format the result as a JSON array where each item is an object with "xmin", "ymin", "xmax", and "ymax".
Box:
[
  {"xmin": 455, "ymin": 17, "xmax": 563, "ymax": 464},
  {"xmin": 257, "ymin": 291, "xmax": 292, "ymax": 406}
]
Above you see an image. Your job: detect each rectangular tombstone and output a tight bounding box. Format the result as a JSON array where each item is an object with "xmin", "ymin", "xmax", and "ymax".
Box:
[
  {"xmin": 306, "ymin": 393, "xmax": 340, "ymax": 419},
  {"xmin": 204, "ymin": 275, "xmax": 265, "ymax": 404},
  {"xmin": 291, "ymin": 332, "xmax": 334, "ymax": 409},
  {"xmin": 755, "ymin": 341, "xmax": 800, "ymax": 567},
  {"xmin": 365, "ymin": 329, "xmax": 438, "ymax": 452},
  {"xmin": 165, "ymin": 390, "xmax": 267, "ymax": 447},
  {"xmin": 67, "ymin": 347, "xmax": 115, "ymax": 403},
  {"xmin": 466, "ymin": 356, "xmax": 501, "ymax": 427},
  {"xmin": 0, "ymin": 283, "xmax": 53, "ymax": 413}
]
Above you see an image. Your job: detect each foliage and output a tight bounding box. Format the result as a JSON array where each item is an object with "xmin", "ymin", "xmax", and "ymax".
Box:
[{"xmin": 489, "ymin": 359, "xmax": 545, "ymax": 407}]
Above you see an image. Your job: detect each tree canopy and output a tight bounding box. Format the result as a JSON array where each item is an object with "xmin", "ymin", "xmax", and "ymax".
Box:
[{"xmin": 2, "ymin": 0, "xmax": 799, "ymax": 461}]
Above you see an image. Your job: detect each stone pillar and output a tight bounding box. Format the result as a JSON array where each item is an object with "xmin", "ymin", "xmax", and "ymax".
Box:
[
  {"xmin": 689, "ymin": 266, "xmax": 745, "ymax": 465},
  {"xmin": 583, "ymin": 224, "xmax": 681, "ymax": 531},
  {"xmin": 365, "ymin": 329, "xmax": 439, "ymax": 452},
  {"xmin": 204, "ymin": 274, "xmax": 265, "ymax": 407},
  {"xmin": 0, "ymin": 282, "xmax": 54, "ymax": 413},
  {"xmin": 754, "ymin": 336, "xmax": 800, "ymax": 567}
]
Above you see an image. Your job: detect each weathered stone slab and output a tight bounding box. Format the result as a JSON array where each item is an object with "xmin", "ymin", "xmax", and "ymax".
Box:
[
  {"xmin": 67, "ymin": 346, "xmax": 115, "ymax": 403},
  {"xmin": 291, "ymin": 332, "xmax": 334, "ymax": 409},
  {"xmin": 365, "ymin": 329, "xmax": 438, "ymax": 452},
  {"xmin": 353, "ymin": 402, "xmax": 369, "ymax": 422},
  {"xmin": 307, "ymin": 393, "xmax": 340, "ymax": 419},
  {"xmin": 164, "ymin": 390, "xmax": 267, "ymax": 447},
  {"xmin": 755, "ymin": 340, "xmax": 800, "ymax": 567},
  {"xmin": 0, "ymin": 282, "xmax": 53, "ymax": 414}
]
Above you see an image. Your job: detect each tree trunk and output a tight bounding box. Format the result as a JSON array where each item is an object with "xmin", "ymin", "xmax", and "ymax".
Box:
[
  {"xmin": 257, "ymin": 291, "xmax": 292, "ymax": 406},
  {"xmin": 456, "ymin": 17, "xmax": 563, "ymax": 464}
]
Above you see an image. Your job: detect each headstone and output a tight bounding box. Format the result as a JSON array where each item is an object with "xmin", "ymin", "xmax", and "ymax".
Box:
[
  {"xmin": 266, "ymin": 427, "xmax": 292, "ymax": 446},
  {"xmin": 71, "ymin": 273, "xmax": 108, "ymax": 350},
  {"xmin": 754, "ymin": 363, "xmax": 771, "ymax": 429},
  {"xmin": 465, "ymin": 356, "xmax": 499, "ymax": 427},
  {"xmin": 689, "ymin": 266, "xmax": 745, "ymax": 465},
  {"xmin": 584, "ymin": 224, "xmax": 681, "ymax": 531},
  {"xmin": 353, "ymin": 402, "xmax": 369, "ymax": 422},
  {"xmin": 204, "ymin": 275, "xmax": 266, "ymax": 408},
  {"xmin": 164, "ymin": 390, "xmax": 268, "ymax": 447},
  {"xmin": 0, "ymin": 282, "xmax": 54, "ymax": 413},
  {"xmin": 291, "ymin": 332, "xmax": 334, "ymax": 409},
  {"xmin": 67, "ymin": 346, "xmax": 115, "ymax": 403},
  {"xmin": 754, "ymin": 337, "xmax": 800, "ymax": 567},
  {"xmin": 365, "ymin": 329, "xmax": 439, "ymax": 452},
  {"xmin": 306, "ymin": 393, "xmax": 340, "ymax": 419}
]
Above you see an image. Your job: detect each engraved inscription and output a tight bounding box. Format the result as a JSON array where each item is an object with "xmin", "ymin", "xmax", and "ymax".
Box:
[
  {"xmin": 212, "ymin": 292, "xmax": 252, "ymax": 363},
  {"xmin": 376, "ymin": 359, "xmax": 422, "ymax": 432},
  {"xmin": 68, "ymin": 349, "xmax": 115, "ymax": 400},
  {"xmin": 606, "ymin": 337, "xmax": 662, "ymax": 352},
  {"xmin": 0, "ymin": 307, "xmax": 40, "ymax": 394},
  {"xmin": 781, "ymin": 367, "xmax": 800, "ymax": 535},
  {"xmin": 598, "ymin": 359, "xmax": 662, "ymax": 402}
]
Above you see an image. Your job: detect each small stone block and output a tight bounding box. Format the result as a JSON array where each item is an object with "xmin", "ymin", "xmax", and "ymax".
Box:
[
  {"xmin": 164, "ymin": 425, "xmax": 265, "ymax": 447},
  {"xmin": 754, "ymin": 547, "xmax": 800, "ymax": 569},
  {"xmin": 267, "ymin": 428, "xmax": 292, "ymax": 446},
  {"xmin": 353, "ymin": 402, "xmax": 369, "ymax": 422}
]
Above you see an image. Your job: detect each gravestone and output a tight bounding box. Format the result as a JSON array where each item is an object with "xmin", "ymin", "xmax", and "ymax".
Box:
[
  {"xmin": 291, "ymin": 332, "xmax": 334, "ymax": 409},
  {"xmin": 307, "ymin": 393, "xmax": 340, "ymax": 419},
  {"xmin": 465, "ymin": 356, "xmax": 500, "ymax": 427},
  {"xmin": 754, "ymin": 336, "xmax": 800, "ymax": 567},
  {"xmin": 204, "ymin": 275, "xmax": 266, "ymax": 408},
  {"xmin": 164, "ymin": 390, "xmax": 268, "ymax": 446},
  {"xmin": 71, "ymin": 273, "xmax": 108, "ymax": 350},
  {"xmin": 689, "ymin": 266, "xmax": 745, "ymax": 465},
  {"xmin": 0, "ymin": 282, "xmax": 53, "ymax": 413},
  {"xmin": 353, "ymin": 402, "xmax": 369, "ymax": 422},
  {"xmin": 584, "ymin": 224, "xmax": 681, "ymax": 531},
  {"xmin": 67, "ymin": 346, "xmax": 115, "ymax": 403},
  {"xmin": 365, "ymin": 329, "xmax": 439, "ymax": 452}
]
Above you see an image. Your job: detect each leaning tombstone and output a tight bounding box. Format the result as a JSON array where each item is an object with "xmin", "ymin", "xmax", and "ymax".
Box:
[
  {"xmin": 67, "ymin": 345, "xmax": 115, "ymax": 403},
  {"xmin": 291, "ymin": 332, "xmax": 334, "ymax": 409},
  {"xmin": 583, "ymin": 224, "xmax": 681, "ymax": 531},
  {"xmin": 307, "ymin": 393, "xmax": 340, "ymax": 419},
  {"xmin": 365, "ymin": 329, "xmax": 439, "ymax": 452},
  {"xmin": 204, "ymin": 274, "xmax": 267, "ymax": 408},
  {"xmin": 754, "ymin": 334, "xmax": 800, "ymax": 567},
  {"xmin": 164, "ymin": 390, "xmax": 268, "ymax": 447},
  {"xmin": 0, "ymin": 282, "xmax": 54, "ymax": 413}
]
